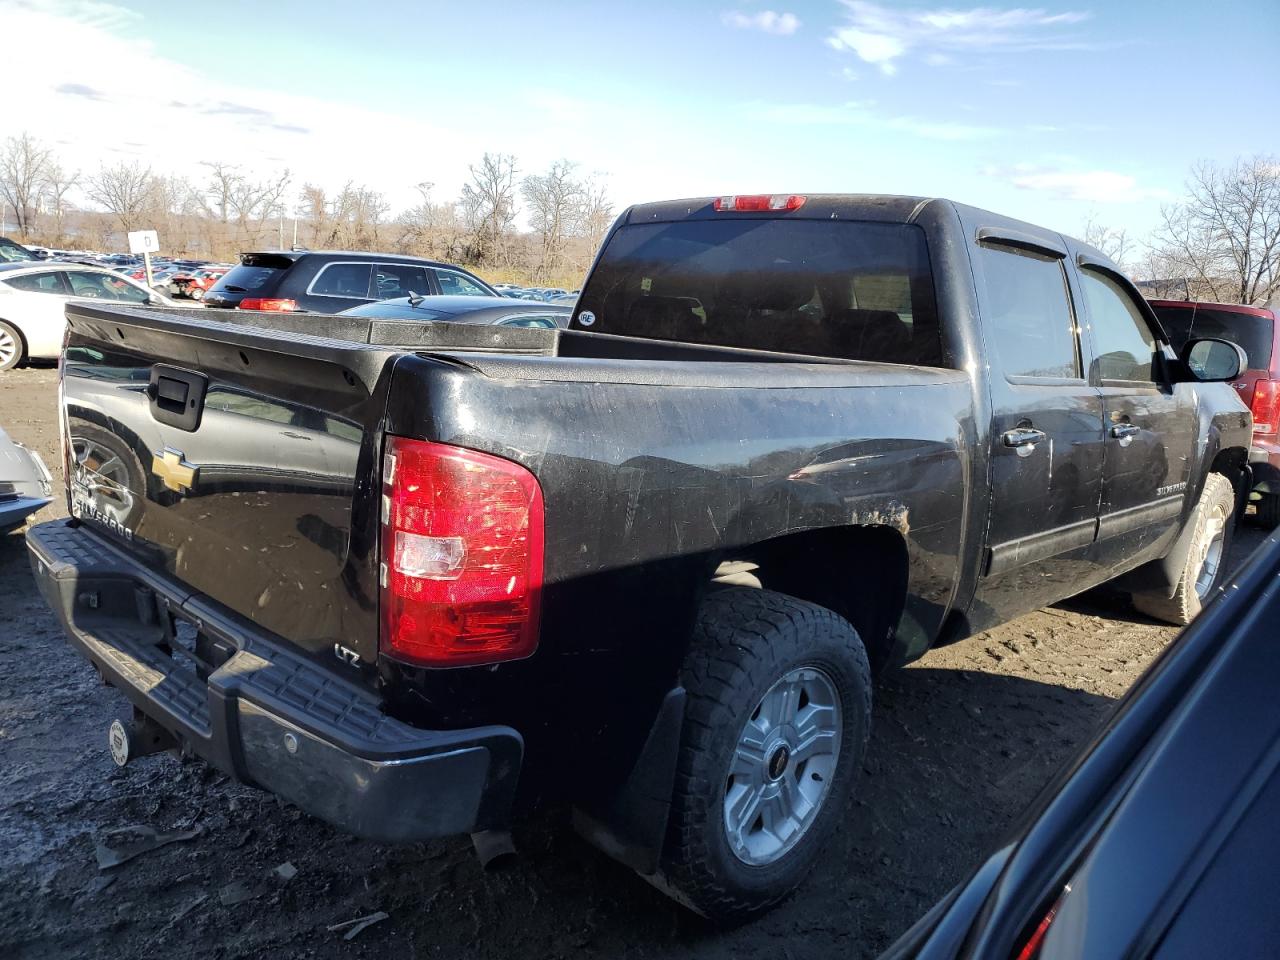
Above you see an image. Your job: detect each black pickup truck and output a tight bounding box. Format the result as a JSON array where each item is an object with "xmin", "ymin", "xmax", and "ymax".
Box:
[{"xmin": 28, "ymin": 194, "xmax": 1251, "ymax": 920}]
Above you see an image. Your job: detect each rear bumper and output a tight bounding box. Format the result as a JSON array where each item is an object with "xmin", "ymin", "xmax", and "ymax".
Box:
[{"xmin": 26, "ymin": 519, "xmax": 523, "ymax": 843}]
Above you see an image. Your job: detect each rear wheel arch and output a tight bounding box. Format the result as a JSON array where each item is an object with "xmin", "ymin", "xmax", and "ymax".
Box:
[{"xmin": 710, "ymin": 523, "xmax": 911, "ymax": 674}]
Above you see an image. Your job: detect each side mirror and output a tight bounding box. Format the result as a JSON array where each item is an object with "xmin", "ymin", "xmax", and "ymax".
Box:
[{"xmin": 1182, "ymin": 337, "xmax": 1246, "ymax": 383}]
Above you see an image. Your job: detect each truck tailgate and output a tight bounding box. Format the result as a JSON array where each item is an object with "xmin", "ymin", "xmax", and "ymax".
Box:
[{"xmin": 62, "ymin": 303, "xmax": 398, "ymax": 667}]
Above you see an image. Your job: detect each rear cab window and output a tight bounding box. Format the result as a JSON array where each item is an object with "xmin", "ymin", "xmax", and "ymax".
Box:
[{"xmin": 572, "ymin": 217, "xmax": 945, "ymax": 365}]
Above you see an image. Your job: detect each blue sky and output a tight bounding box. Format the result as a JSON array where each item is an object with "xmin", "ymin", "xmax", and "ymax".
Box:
[{"xmin": 6, "ymin": 0, "xmax": 1278, "ymax": 241}]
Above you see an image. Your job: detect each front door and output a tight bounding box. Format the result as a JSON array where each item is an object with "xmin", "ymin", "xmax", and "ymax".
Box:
[
  {"xmin": 969, "ymin": 237, "xmax": 1106, "ymax": 630},
  {"xmin": 1077, "ymin": 265, "xmax": 1197, "ymax": 567}
]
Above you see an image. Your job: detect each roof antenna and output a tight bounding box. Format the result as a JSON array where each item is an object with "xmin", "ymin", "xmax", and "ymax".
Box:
[{"xmin": 407, "ymin": 291, "xmax": 425, "ymax": 306}]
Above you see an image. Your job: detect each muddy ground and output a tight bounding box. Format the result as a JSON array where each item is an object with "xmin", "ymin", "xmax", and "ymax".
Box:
[{"xmin": 0, "ymin": 365, "xmax": 1267, "ymax": 959}]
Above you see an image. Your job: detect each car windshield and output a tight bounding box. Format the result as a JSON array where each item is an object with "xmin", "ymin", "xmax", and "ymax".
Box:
[
  {"xmin": 574, "ymin": 218, "xmax": 944, "ymax": 365},
  {"xmin": 1153, "ymin": 305, "xmax": 1274, "ymax": 371},
  {"xmin": 0, "ymin": 238, "xmax": 35, "ymax": 262}
]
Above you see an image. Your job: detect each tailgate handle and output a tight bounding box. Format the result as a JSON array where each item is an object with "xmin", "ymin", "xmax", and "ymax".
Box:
[{"xmin": 148, "ymin": 364, "xmax": 208, "ymax": 432}]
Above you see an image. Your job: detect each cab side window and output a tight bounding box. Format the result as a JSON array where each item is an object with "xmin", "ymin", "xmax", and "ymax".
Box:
[
  {"xmin": 68, "ymin": 272, "xmax": 149, "ymax": 302},
  {"xmin": 310, "ymin": 263, "xmax": 373, "ymax": 299},
  {"xmin": 435, "ymin": 268, "xmax": 490, "ymax": 297},
  {"xmin": 977, "ymin": 243, "xmax": 1080, "ymax": 380},
  {"xmin": 4, "ymin": 271, "xmax": 68, "ymax": 294},
  {"xmin": 1081, "ymin": 268, "xmax": 1159, "ymax": 383},
  {"xmin": 374, "ymin": 264, "xmax": 430, "ymax": 300}
]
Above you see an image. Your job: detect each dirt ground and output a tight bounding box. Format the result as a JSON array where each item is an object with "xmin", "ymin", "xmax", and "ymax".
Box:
[{"xmin": 0, "ymin": 365, "xmax": 1267, "ymax": 959}]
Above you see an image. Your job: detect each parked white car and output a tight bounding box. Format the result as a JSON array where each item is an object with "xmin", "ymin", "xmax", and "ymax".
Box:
[{"xmin": 0, "ymin": 262, "xmax": 176, "ymax": 371}]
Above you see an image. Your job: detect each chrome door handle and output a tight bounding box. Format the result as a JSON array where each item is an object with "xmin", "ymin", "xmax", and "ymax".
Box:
[
  {"xmin": 1110, "ymin": 423, "xmax": 1140, "ymax": 447},
  {"xmin": 1002, "ymin": 427, "xmax": 1047, "ymax": 448}
]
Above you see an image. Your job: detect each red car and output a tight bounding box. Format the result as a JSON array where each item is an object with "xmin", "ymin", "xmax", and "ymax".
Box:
[
  {"xmin": 172, "ymin": 267, "xmax": 228, "ymax": 301},
  {"xmin": 1150, "ymin": 299, "xmax": 1280, "ymax": 524}
]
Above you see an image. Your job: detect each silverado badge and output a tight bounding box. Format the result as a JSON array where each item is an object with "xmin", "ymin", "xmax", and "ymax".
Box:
[{"xmin": 151, "ymin": 448, "xmax": 199, "ymax": 494}]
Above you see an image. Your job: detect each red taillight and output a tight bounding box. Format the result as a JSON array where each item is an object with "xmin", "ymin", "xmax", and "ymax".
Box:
[
  {"xmin": 379, "ymin": 437, "xmax": 544, "ymax": 667},
  {"xmin": 238, "ymin": 298, "xmax": 297, "ymax": 311},
  {"xmin": 713, "ymin": 194, "xmax": 806, "ymax": 212},
  {"xmin": 1251, "ymin": 379, "xmax": 1280, "ymax": 436}
]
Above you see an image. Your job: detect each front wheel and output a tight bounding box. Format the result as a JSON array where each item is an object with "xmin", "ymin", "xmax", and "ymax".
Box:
[
  {"xmin": 190, "ymin": 287, "xmax": 205, "ymax": 301},
  {"xmin": 656, "ymin": 587, "xmax": 871, "ymax": 921},
  {"xmin": 1132, "ymin": 472, "xmax": 1235, "ymax": 625},
  {"xmin": 0, "ymin": 320, "xmax": 24, "ymax": 371}
]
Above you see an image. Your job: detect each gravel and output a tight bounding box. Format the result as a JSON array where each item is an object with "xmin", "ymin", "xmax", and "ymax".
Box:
[{"xmin": 0, "ymin": 365, "xmax": 1265, "ymax": 958}]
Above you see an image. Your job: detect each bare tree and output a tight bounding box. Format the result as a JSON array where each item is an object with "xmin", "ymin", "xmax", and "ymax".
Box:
[
  {"xmin": 522, "ymin": 160, "xmax": 584, "ymax": 279},
  {"xmin": 579, "ymin": 174, "xmax": 615, "ymax": 252},
  {"xmin": 460, "ymin": 153, "xmax": 517, "ymax": 265},
  {"xmin": 200, "ymin": 162, "xmax": 291, "ymax": 246},
  {"xmin": 85, "ymin": 161, "xmax": 156, "ymax": 234},
  {"xmin": 1081, "ymin": 214, "xmax": 1131, "ymax": 268},
  {"xmin": 294, "ymin": 184, "xmax": 327, "ymax": 248},
  {"xmin": 1149, "ymin": 155, "xmax": 1280, "ymax": 306},
  {"xmin": 396, "ymin": 182, "xmax": 467, "ymax": 261},
  {"xmin": 41, "ymin": 161, "xmax": 80, "ymax": 243},
  {"xmin": 0, "ymin": 133, "xmax": 53, "ymax": 237}
]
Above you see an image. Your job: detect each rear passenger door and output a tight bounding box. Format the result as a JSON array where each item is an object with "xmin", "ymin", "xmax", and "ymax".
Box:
[
  {"xmin": 970, "ymin": 236, "xmax": 1106, "ymax": 628},
  {"xmin": 1076, "ymin": 262, "xmax": 1197, "ymax": 565}
]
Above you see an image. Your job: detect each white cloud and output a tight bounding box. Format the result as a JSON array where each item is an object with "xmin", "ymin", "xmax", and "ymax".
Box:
[
  {"xmin": 721, "ymin": 9, "xmax": 801, "ymax": 35},
  {"xmin": 1003, "ymin": 169, "xmax": 1170, "ymax": 203},
  {"xmin": 753, "ymin": 100, "xmax": 1002, "ymax": 140},
  {"xmin": 827, "ymin": 2, "xmax": 1096, "ymax": 75}
]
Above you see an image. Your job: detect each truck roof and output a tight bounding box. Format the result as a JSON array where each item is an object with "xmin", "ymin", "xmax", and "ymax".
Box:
[
  {"xmin": 618, "ymin": 193, "xmax": 1117, "ymax": 272},
  {"xmin": 620, "ymin": 193, "xmax": 933, "ymax": 225}
]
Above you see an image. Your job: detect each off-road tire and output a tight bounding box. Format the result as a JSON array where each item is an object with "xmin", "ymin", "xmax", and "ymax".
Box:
[
  {"xmin": 1249, "ymin": 492, "xmax": 1280, "ymax": 528},
  {"xmin": 0, "ymin": 320, "xmax": 24, "ymax": 371},
  {"xmin": 656, "ymin": 587, "xmax": 871, "ymax": 922},
  {"xmin": 1132, "ymin": 473, "xmax": 1235, "ymax": 625}
]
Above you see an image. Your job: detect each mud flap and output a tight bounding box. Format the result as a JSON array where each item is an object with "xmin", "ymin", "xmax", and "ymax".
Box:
[{"xmin": 572, "ymin": 686, "xmax": 685, "ymax": 876}]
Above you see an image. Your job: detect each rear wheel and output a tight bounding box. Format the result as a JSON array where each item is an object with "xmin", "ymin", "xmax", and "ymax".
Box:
[
  {"xmin": 0, "ymin": 321, "xmax": 24, "ymax": 371},
  {"xmin": 1132, "ymin": 473, "xmax": 1235, "ymax": 624},
  {"xmin": 656, "ymin": 587, "xmax": 871, "ymax": 921},
  {"xmin": 190, "ymin": 287, "xmax": 205, "ymax": 301}
]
